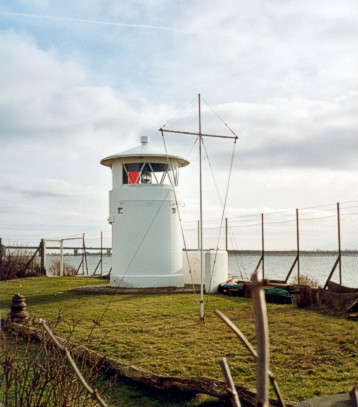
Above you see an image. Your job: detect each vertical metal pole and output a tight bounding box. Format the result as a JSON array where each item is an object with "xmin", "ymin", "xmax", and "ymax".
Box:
[
  {"xmin": 337, "ymin": 202, "xmax": 342, "ymax": 285},
  {"xmin": 261, "ymin": 213, "xmax": 265, "ymax": 279},
  {"xmin": 199, "ymin": 93, "xmax": 205, "ymax": 321},
  {"xmin": 296, "ymin": 209, "xmax": 300, "ymax": 283},
  {"xmin": 60, "ymin": 239, "xmax": 64, "ymax": 277},
  {"xmin": 197, "ymin": 220, "xmax": 200, "ymax": 250},
  {"xmin": 225, "ymin": 217, "xmax": 228, "ymax": 251}
]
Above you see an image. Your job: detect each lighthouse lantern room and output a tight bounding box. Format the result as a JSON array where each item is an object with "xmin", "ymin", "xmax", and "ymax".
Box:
[{"xmin": 101, "ymin": 136, "xmax": 190, "ymax": 288}]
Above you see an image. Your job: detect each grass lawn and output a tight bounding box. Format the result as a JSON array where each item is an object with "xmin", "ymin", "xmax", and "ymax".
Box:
[{"xmin": 1, "ymin": 276, "xmax": 357, "ymax": 405}]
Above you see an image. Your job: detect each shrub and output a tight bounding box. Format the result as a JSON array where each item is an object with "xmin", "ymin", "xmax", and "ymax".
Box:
[
  {"xmin": 48, "ymin": 259, "xmax": 77, "ymax": 276},
  {"xmin": 0, "ymin": 249, "xmax": 45, "ymax": 281},
  {"xmin": 291, "ymin": 274, "xmax": 320, "ymax": 308},
  {"xmin": 291, "ymin": 274, "xmax": 319, "ymax": 288},
  {"xmin": 0, "ymin": 326, "xmax": 107, "ymax": 407}
]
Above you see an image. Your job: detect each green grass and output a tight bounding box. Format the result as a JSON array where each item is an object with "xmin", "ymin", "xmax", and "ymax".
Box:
[{"xmin": 1, "ymin": 276, "xmax": 357, "ymax": 405}]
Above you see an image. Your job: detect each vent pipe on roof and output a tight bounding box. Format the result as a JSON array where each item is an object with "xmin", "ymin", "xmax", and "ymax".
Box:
[{"xmin": 141, "ymin": 136, "xmax": 149, "ymax": 144}]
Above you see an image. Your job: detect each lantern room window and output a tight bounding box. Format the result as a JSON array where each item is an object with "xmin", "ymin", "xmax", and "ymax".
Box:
[
  {"xmin": 123, "ymin": 163, "xmax": 141, "ymax": 184},
  {"xmin": 122, "ymin": 162, "xmax": 179, "ymax": 186}
]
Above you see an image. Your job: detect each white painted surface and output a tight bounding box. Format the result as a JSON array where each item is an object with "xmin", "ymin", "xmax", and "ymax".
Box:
[
  {"xmin": 101, "ymin": 140, "xmax": 189, "ymax": 168},
  {"xmin": 109, "ymin": 185, "xmax": 184, "ymax": 288},
  {"xmin": 182, "ymin": 250, "xmax": 202, "ymax": 285},
  {"xmin": 205, "ymin": 250, "xmax": 229, "ymax": 293},
  {"xmin": 101, "ymin": 137, "xmax": 189, "ymax": 288},
  {"xmin": 182, "ymin": 250, "xmax": 228, "ymax": 292},
  {"xmin": 110, "ymin": 274, "xmax": 184, "ymax": 288}
]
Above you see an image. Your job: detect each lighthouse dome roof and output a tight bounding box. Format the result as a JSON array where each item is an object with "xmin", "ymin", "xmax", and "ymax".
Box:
[{"xmin": 100, "ymin": 136, "xmax": 190, "ymax": 168}]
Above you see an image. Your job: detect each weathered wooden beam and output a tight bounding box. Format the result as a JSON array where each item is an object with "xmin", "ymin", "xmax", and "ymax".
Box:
[{"xmin": 4, "ymin": 321, "xmax": 294, "ymax": 406}]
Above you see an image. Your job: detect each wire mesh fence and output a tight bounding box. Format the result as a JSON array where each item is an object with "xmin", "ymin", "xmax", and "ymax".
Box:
[
  {"xmin": 1, "ymin": 201, "xmax": 357, "ymax": 288},
  {"xmin": 182, "ymin": 201, "xmax": 358, "ymax": 288},
  {"xmin": 0, "ymin": 233, "xmax": 112, "ymax": 278}
]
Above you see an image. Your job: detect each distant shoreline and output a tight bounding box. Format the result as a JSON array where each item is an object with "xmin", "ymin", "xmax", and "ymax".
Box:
[{"xmin": 45, "ymin": 249, "xmax": 358, "ymax": 256}]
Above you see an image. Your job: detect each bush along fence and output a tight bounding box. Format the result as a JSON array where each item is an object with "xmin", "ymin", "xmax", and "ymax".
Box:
[
  {"xmin": 0, "ymin": 238, "xmax": 46, "ymax": 280},
  {"xmin": 0, "ymin": 233, "xmax": 112, "ymax": 279}
]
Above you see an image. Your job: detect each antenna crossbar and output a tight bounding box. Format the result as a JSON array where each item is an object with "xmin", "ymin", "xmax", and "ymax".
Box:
[
  {"xmin": 159, "ymin": 128, "xmax": 238, "ymax": 140},
  {"xmin": 159, "ymin": 94, "xmax": 238, "ymax": 323}
]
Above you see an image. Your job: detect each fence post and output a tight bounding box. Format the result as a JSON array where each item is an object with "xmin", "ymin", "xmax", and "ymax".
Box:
[
  {"xmin": 40, "ymin": 238, "xmax": 46, "ymax": 271},
  {"xmin": 337, "ymin": 202, "xmax": 342, "ymax": 285},
  {"xmin": 101, "ymin": 231, "xmax": 103, "ymax": 275},
  {"xmin": 261, "ymin": 213, "xmax": 265, "ymax": 279},
  {"xmin": 60, "ymin": 239, "xmax": 64, "ymax": 277},
  {"xmin": 296, "ymin": 209, "xmax": 300, "ymax": 283},
  {"xmin": 82, "ymin": 233, "xmax": 88, "ymax": 275}
]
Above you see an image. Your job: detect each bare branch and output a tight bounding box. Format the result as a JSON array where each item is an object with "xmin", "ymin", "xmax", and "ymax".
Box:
[
  {"xmin": 38, "ymin": 319, "xmax": 108, "ymax": 407},
  {"xmin": 215, "ymin": 310, "xmax": 285, "ymax": 407},
  {"xmin": 220, "ymin": 357, "xmax": 241, "ymax": 407}
]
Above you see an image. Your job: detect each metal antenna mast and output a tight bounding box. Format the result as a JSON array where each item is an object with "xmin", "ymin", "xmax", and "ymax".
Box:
[
  {"xmin": 160, "ymin": 94, "xmax": 238, "ymax": 321},
  {"xmin": 198, "ymin": 94, "xmax": 204, "ymax": 321}
]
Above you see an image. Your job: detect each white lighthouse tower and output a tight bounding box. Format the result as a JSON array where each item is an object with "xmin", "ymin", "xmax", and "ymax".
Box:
[{"xmin": 101, "ymin": 136, "xmax": 190, "ymax": 288}]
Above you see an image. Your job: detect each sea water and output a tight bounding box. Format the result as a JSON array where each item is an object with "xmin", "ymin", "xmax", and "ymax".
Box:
[
  {"xmin": 229, "ymin": 252, "xmax": 358, "ymax": 288},
  {"xmin": 46, "ymin": 252, "xmax": 358, "ymax": 288}
]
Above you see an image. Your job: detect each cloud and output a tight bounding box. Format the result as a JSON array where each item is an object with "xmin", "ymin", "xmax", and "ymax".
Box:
[
  {"xmin": 0, "ymin": 178, "xmax": 83, "ymax": 199},
  {"xmin": 0, "ymin": 1, "xmax": 357, "ymax": 245},
  {"xmin": 0, "ymin": 30, "xmax": 182, "ymax": 242},
  {"xmin": 0, "ymin": 30, "xmax": 85, "ymax": 138},
  {"xmin": 0, "ymin": 10, "xmax": 189, "ymax": 35},
  {"xmin": 0, "ymin": 30, "xmax": 180, "ymax": 146},
  {"xmin": 167, "ymin": 91, "xmax": 358, "ymax": 180},
  {"xmin": 151, "ymin": 0, "xmax": 358, "ymax": 104}
]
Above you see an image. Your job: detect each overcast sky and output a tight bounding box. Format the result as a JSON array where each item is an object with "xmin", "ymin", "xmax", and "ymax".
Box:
[{"xmin": 1, "ymin": 1, "xmax": 357, "ymax": 247}]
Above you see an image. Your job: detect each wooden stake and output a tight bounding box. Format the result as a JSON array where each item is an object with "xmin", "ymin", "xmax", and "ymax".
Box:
[
  {"xmin": 251, "ymin": 267, "xmax": 269, "ymax": 407},
  {"xmin": 215, "ymin": 310, "xmax": 285, "ymax": 407},
  {"xmin": 220, "ymin": 357, "xmax": 241, "ymax": 407}
]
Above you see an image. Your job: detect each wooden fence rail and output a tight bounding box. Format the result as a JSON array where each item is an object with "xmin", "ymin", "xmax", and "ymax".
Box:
[{"xmin": 0, "ymin": 236, "xmax": 112, "ymax": 277}]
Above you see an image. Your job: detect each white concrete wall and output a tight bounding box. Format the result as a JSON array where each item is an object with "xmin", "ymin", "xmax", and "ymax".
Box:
[
  {"xmin": 182, "ymin": 251, "xmax": 202, "ymax": 286},
  {"xmin": 205, "ymin": 250, "xmax": 228, "ymax": 293},
  {"xmin": 182, "ymin": 250, "xmax": 228, "ymax": 293},
  {"xmin": 109, "ymin": 183, "xmax": 184, "ymax": 288}
]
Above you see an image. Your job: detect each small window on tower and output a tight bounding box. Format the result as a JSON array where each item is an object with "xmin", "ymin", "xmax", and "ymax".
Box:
[
  {"xmin": 172, "ymin": 207, "xmax": 176, "ymax": 214},
  {"xmin": 118, "ymin": 207, "xmax": 123, "ymax": 214}
]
